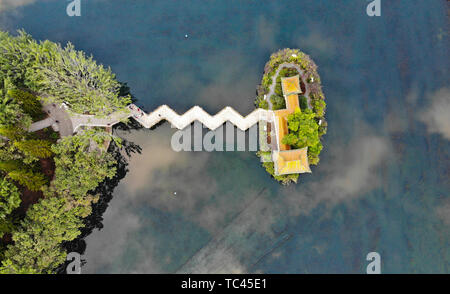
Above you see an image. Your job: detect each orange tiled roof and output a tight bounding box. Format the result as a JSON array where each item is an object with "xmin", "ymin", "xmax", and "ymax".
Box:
[
  {"xmin": 281, "ymin": 75, "xmax": 302, "ymax": 96},
  {"xmin": 274, "ymin": 148, "xmax": 311, "ymax": 175},
  {"xmin": 276, "ymin": 114, "xmax": 290, "ymax": 151},
  {"xmin": 286, "ymin": 94, "xmax": 300, "ymax": 111},
  {"xmin": 271, "ymin": 75, "xmax": 311, "ymax": 175}
]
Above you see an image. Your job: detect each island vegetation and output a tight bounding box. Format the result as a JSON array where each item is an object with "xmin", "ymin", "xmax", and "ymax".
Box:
[
  {"xmin": 255, "ymin": 48, "xmax": 327, "ymax": 185},
  {"xmin": 0, "ymin": 30, "xmax": 131, "ymax": 273}
]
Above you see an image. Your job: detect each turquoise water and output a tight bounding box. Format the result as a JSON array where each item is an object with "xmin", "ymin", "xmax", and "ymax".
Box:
[{"xmin": 1, "ymin": 0, "xmax": 449, "ymax": 273}]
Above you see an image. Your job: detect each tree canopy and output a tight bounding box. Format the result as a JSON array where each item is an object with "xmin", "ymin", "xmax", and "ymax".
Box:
[
  {"xmin": 51, "ymin": 131, "xmax": 117, "ymax": 198},
  {"xmin": 0, "ymin": 30, "xmax": 124, "ymax": 274},
  {"xmin": 0, "ymin": 30, "xmax": 131, "ymax": 116},
  {"xmin": 0, "ymin": 178, "xmax": 21, "ymax": 222},
  {"xmin": 282, "ymin": 108, "xmax": 323, "ymax": 165}
]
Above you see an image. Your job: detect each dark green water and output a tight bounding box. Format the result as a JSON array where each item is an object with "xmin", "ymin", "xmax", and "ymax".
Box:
[{"xmin": 1, "ymin": 0, "xmax": 448, "ymax": 273}]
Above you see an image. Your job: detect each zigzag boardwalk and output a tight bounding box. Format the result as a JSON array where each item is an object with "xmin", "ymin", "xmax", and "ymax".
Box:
[{"xmin": 70, "ymin": 104, "xmax": 272, "ymax": 133}]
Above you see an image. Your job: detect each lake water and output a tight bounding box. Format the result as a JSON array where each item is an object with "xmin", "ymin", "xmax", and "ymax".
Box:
[{"xmin": 1, "ymin": 0, "xmax": 449, "ymax": 273}]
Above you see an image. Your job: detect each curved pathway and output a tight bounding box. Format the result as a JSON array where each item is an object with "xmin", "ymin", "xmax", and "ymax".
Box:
[{"xmin": 266, "ymin": 62, "xmax": 312, "ymax": 109}]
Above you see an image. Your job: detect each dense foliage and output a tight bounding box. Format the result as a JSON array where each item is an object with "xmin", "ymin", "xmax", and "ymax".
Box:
[
  {"xmin": 0, "ymin": 30, "xmax": 131, "ymax": 116},
  {"xmin": 282, "ymin": 108, "xmax": 323, "ymax": 165},
  {"xmin": 0, "ymin": 30, "xmax": 129, "ymax": 273},
  {"xmin": 51, "ymin": 130, "xmax": 117, "ymax": 198},
  {"xmin": 0, "ymin": 178, "xmax": 20, "ymax": 228},
  {"xmin": 0, "ymin": 197, "xmax": 87, "ymax": 274}
]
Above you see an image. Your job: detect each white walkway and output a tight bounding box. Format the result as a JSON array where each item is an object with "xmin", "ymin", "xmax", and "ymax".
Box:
[
  {"xmin": 135, "ymin": 105, "xmax": 272, "ymax": 131},
  {"xmin": 71, "ymin": 104, "xmax": 273, "ymax": 133}
]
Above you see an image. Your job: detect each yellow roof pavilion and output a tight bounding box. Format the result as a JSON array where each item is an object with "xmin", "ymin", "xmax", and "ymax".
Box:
[
  {"xmin": 270, "ymin": 74, "xmax": 311, "ymax": 176},
  {"xmin": 272, "ymin": 147, "xmax": 311, "ymax": 175},
  {"xmin": 281, "ymin": 75, "xmax": 302, "ymax": 96}
]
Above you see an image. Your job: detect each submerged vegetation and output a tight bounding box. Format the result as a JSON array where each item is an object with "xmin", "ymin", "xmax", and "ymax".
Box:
[{"xmin": 0, "ymin": 30, "xmax": 133, "ymax": 273}]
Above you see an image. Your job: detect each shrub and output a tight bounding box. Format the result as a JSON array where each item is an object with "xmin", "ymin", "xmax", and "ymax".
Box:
[
  {"xmin": 0, "ymin": 178, "xmax": 21, "ymax": 221},
  {"xmin": 8, "ymin": 89, "xmax": 43, "ymax": 120},
  {"xmin": 8, "ymin": 169, "xmax": 47, "ymax": 191},
  {"xmin": 271, "ymin": 95, "xmax": 286, "ymax": 110},
  {"xmin": 51, "ymin": 131, "xmax": 117, "ymax": 198},
  {"xmin": 13, "ymin": 139, "xmax": 53, "ymax": 159},
  {"xmin": 282, "ymin": 108, "xmax": 323, "ymax": 166},
  {"xmin": 299, "ymin": 96, "xmax": 308, "ymax": 110}
]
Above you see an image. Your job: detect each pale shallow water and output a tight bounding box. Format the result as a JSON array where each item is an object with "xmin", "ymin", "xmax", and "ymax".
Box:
[{"xmin": 1, "ymin": 0, "xmax": 449, "ymax": 273}]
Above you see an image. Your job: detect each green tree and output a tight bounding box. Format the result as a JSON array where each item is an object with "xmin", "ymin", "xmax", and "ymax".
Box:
[
  {"xmin": 0, "ymin": 30, "xmax": 131, "ymax": 117},
  {"xmin": 0, "ymin": 260, "xmax": 39, "ymax": 274},
  {"xmin": 312, "ymin": 99, "xmax": 326, "ymax": 118},
  {"xmin": 0, "ymin": 31, "xmax": 39, "ymax": 85},
  {"xmin": 14, "ymin": 139, "xmax": 53, "ymax": 159},
  {"xmin": 0, "ymin": 91, "xmax": 31, "ymax": 129},
  {"xmin": 8, "ymin": 89, "xmax": 42, "ymax": 120},
  {"xmin": 0, "ymin": 126, "xmax": 26, "ymax": 141},
  {"xmin": 0, "ymin": 178, "xmax": 21, "ymax": 235},
  {"xmin": 282, "ymin": 108, "xmax": 323, "ymax": 165},
  {"xmin": 0, "ymin": 178, "xmax": 21, "ymax": 220},
  {"xmin": 0, "ymin": 197, "xmax": 84, "ymax": 273},
  {"xmin": 270, "ymin": 95, "xmax": 286, "ymax": 110},
  {"xmin": 282, "ymin": 108, "xmax": 320, "ymax": 148},
  {"xmin": 0, "ymin": 160, "xmax": 24, "ymax": 173},
  {"xmin": 0, "ymin": 30, "xmax": 131, "ymax": 274},
  {"xmin": 51, "ymin": 131, "xmax": 117, "ymax": 198},
  {"xmin": 8, "ymin": 169, "xmax": 47, "ymax": 192},
  {"xmin": 299, "ymin": 96, "xmax": 308, "ymax": 110}
]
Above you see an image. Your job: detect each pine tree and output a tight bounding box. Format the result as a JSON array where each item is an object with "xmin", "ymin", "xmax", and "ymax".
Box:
[
  {"xmin": 14, "ymin": 139, "xmax": 53, "ymax": 159},
  {"xmin": 8, "ymin": 169, "xmax": 47, "ymax": 192},
  {"xmin": 0, "ymin": 178, "xmax": 21, "ymax": 220},
  {"xmin": 7, "ymin": 89, "xmax": 42, "ymax": 120},
  {"xmin": 0, "ymin": 178, "xmax": 21, "ymax": 235},
  {"xmin": 0, "ymin": 160, "xmax": 23, "ymax": 173},
  {"xmin": 0, "ymin": 126, "xmax": 26, "ymax": 141}
]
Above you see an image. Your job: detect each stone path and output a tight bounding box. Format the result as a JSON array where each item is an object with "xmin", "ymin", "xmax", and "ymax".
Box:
[
  {"xmin": 266, "ymin": 62, "xmax": 312, "ymax": 110},
  {"xmin": 28, "ymin": 104, "xmax": 73, "ymax": 137}
]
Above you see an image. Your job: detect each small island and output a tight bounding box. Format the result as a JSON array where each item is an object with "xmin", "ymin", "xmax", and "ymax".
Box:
[{"xmin": 254, "ymin": 49, "xmax": 327, "ymax": 185}]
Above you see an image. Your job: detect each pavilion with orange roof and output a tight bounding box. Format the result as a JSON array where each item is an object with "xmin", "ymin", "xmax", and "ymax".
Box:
[{"xmin": 271, "ymin": 75, "xmax": 311, "ymax": 176}]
